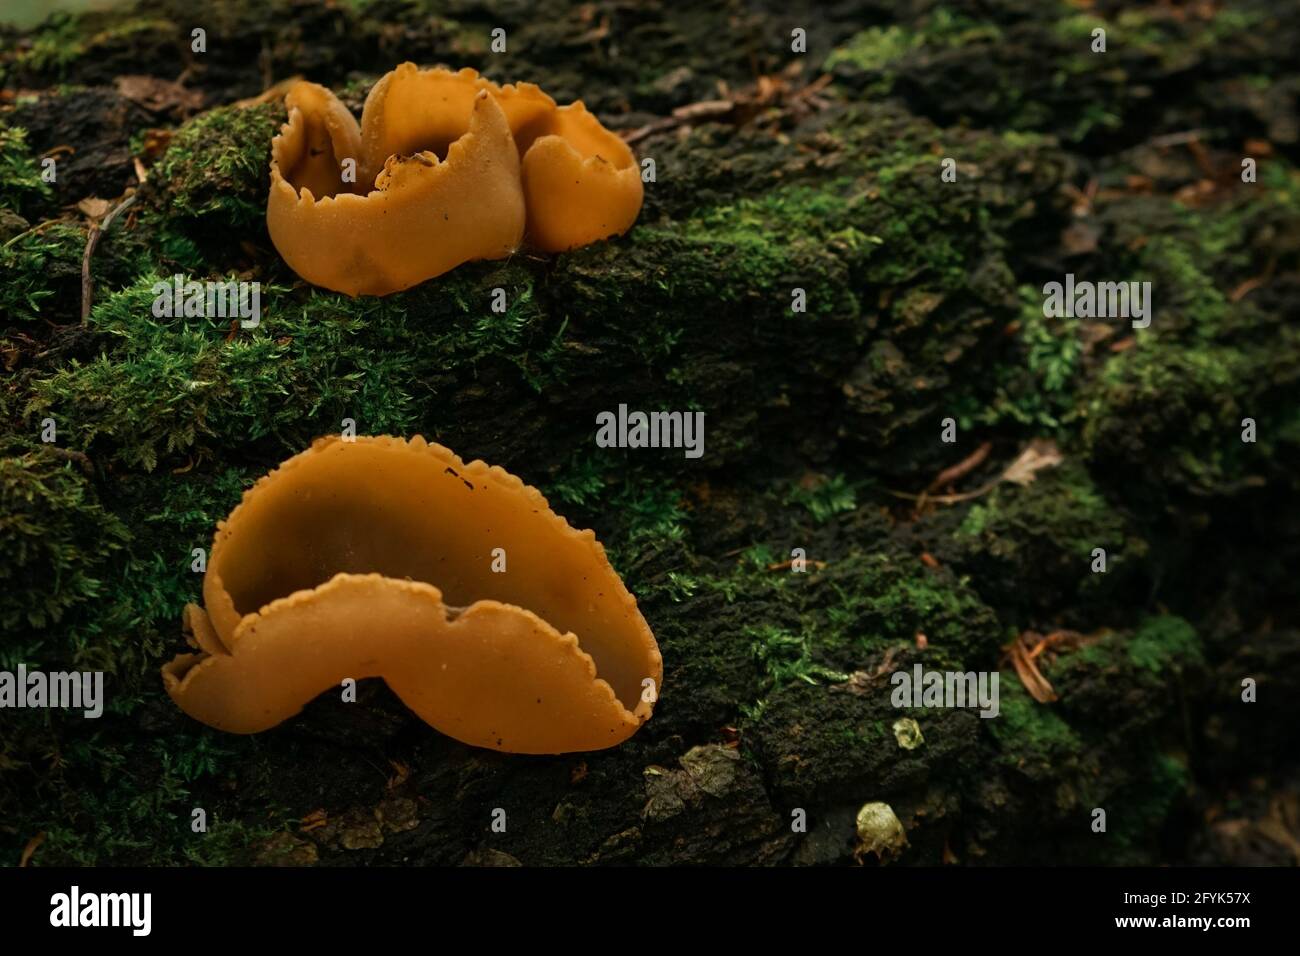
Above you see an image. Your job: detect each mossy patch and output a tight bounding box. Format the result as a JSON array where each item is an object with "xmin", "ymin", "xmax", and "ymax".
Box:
[
  {"xmin": 142, "ymin": 101, "xmax": 285, "ymax": 270},
  {"xmin": 951, "ymin": 463, "xmax": 1147, "ymax": 621},
  {"xmin": 0, "ymin": 438, "xmax": 128, "ymax": 639},
  {"xmin": 0, "ymin": 122, "xmax": 52, "ymax": 217},
  {"xmin": 1127, "ymin": 615, "xmax": 1202, "ymax": 673},
  {"xmin": 989, "ymin": 678, "xmax": 1083, "ymax": 771}
]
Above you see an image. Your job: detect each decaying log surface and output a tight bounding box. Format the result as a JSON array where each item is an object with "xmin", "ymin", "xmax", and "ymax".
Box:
[{"xmin": 2, "ymin": 0, "xmax": 1298, "ymax": 866}]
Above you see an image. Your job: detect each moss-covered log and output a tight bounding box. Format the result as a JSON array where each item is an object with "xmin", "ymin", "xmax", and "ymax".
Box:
[{"xmin": 2, "ymin": 0, "xmax": 1297, "ymax": 865}]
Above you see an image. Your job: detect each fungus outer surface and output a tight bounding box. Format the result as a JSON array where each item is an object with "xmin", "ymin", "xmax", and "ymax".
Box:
[
  {"xmin": 520, "ymin": 102, "xmax": 644, "ymax": 252},
  {"xmin": 268, "ymin": 82, "xmax": 525, "ymax": 296},
  {"xmin": 163, "ymin": 436, "xmax": 662, "ymax": 754}
]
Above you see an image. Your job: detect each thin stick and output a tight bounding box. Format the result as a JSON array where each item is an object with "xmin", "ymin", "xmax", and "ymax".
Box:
[
  {"xmin": 81, "ymin": 193, "xmax": 137, "ymax": 325},
  {"xmin": 926, "ymin": 441, "xmax": 992, "ymax": 493}
]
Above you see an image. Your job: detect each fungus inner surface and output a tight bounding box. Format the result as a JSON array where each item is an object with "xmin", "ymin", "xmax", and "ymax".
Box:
[
  {"xmin": 366, "ymin": 81, "xmax": 479, "ymax": 164},
  {"xmin": 550, "ymin": 107, "xmax": 633, "ymax": 167},
  {"xmin": 282, "ymin": 115, "xmax": 348, "ymax": 198},
  {"xmin": 279, "ymin": 84, "xmax": 364, "ymax": 200},
  {"xmin": 213, "ymin": 441, "xmax": 649, "ymax": 709}
]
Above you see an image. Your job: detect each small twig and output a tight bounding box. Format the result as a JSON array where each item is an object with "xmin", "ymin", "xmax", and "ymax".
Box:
[
  {"xmin": 81, "ymin": 193, "xmax": 138, "ymax": 325},
  {"xmin": 766, "ymin": 558, "xmax": 827, "ymax": 572},
  {"xmin": 893, "ymin": 439, "xmax": 1062, "ymax": 507},
  {"xmin": 926, "ymin": 441, "xmax": 992, "ymax": 493},
  {"xmin": 1, "ymin": 218, "xmax": 61, "ymax": 250},
  {"xmin": 623, "ymin": 100, "xmax": 734, "ymax": 146},
  {"xmin": 622, "ymin": 72, "xmax": 833, "ymax": 146},
  {"xmin": 887, "ymin": 480, "xmax": 1000, "ymax": 505},
  {"xmin": 1147, "ymin": 129, "xmax": 1208, "ymax": 148},
  {"xmin": 19, "ymin": 832, "xmax": 45, "ymax": 867},
  {"xmin": 1229, "ymin": 254, "xmax": 1277, "ymax": 303}
]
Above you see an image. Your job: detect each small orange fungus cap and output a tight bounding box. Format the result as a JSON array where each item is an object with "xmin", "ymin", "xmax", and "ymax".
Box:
[
  {"xmin": 267, "ymin": 65, "xmax": 643, "ymax": 294},
  {"xmin": 268, "ymin": 79, "xmax": 524, "ymax": 296}
]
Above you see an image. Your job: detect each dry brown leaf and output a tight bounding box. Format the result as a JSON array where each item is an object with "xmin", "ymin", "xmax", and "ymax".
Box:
[
  {"xmin": 942, "ymin": 839, "xmax": 959, "ymax": 865},
  {"xmin": 386, "ymin": 759, "xmax": 411, "ymax": 790},
  {"xmin": 832, "ymin": 647, "xmax": 902, "ymax": 695},
  {"xmin": 115, "ymin": 75, "xmax": 204, "ymax": 114},
  {"xmin": 1001, "ymin": 439, "xmax": 1063, "ymax": 487},
  {"xmin": 299, "ymin": 809, "xmax": 329, "ymax": 832},
  {"xmin": 1061, "ymin": 220, "xmax": 1100, "ymax": 256},
  {"xmin": 1006, "ymin": 634, "xmax": 1058, "ymax": 703},
  {"xmin": 137, "ymin": 128, "xmax": 173, "ymax": 164},
  {"xmin": 77, "ymin": 197, "xmax": 111, "ymax": 220}
]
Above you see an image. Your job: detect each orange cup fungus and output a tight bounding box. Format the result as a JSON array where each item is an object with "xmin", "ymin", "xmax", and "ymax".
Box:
[
  {"xmin": 161, "ymin": 435, "xmax": 662, "ymax": 754},
  {"xmin": 267, "ymin": 64, "xmax": 644, "ymax": 295}
]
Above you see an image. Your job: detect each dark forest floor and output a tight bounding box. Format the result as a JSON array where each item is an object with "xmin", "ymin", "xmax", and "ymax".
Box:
[{"xmin": 2, "ymin": 0, "xmax": 1299, "ymax": 866}]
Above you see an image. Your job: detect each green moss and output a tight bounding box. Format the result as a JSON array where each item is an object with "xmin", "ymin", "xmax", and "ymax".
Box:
[
  {"xmin": 854, "ymin": 554, "xmax": 999, "ymax": 660},
  {"xmin": 920, "ymin": 9, "xmax": 1005, "ymax": 47},
  {"xmin": 824, "ymin": 26, "xmax": 920, "ymax": 93},
  {"xmin": 1078, "ymin": 165, "xmax": 1300, "ymax": 499},
  {"xmin": 1108, "ymin": 752, "xmax": 1190, "ymax": 859},
  {"xmin": 965, "ymin": 285, "xmax": 1083, "ymax": 432},
  {"xmin": 0, "ymin": 453, "xmax": 271, "ymax": 866},
  {"xmin": 182, "ymin": 815, "xmax": 286, "ymax": 867},
  {"xmin": 990, "ymin": 679, "xmax": 1082, "ymax": 768},
  {"xmin": 605, "ymin": 480, "xmax": 690, "ymax": 573},
  {"xmin": 1082, "ymin": 338, "xmax": 1252, "ymax": 494},
  {"xmin": 784, "ymin": 473, "xmax": 858, "ymax": 524},
  {"xmin": 29, "ymin": 277, "xmax": 319, "ymax": 469},
  {"xmin": 4, "ymin": 14, "xmax": 178, "ymax": 84},
  {"xmin": 0, "ymin": 123, "xmax": 52, "ymax": 216},
  {"xmin": 746, "ymin": 623, "xmax": 848, "ymax": 688},
  {"xmin": 1111, "ymin": 7, "xmax": 1264, "ymax": 71},
  {"xmin": 21, "ymin": 731, "xmax": 270, "ymax": 866},
  {"xmin": 707, "ymin": 543, "xmax": 1001, "ymax": 675},
  {"xmin": 0, "ymin": 439, "xmax": 128, "ymax": 641},
  {"xmin": 26, "ymin": 276, "xmax": 416, "ymax": 470},
  {"xmin": 826, "ymin": 12, "xmax": 1005, "ymax": 92},
  {"xmin": 952, "ymin": 464, "xmax": 1145, "ymax": 618},
  {"xmin": 643, "ymin": 179, "xmax": 872, "ymax": 318},
  {"xmin": 1126, "ymin": 615, "xmax": 1202, "ymax": 673},
  {"xmin": 5, "ymin": 14, "xmax": 82, "ymax": 79},
  {"xmin": 1054, "ymin": 13, "xmax": 1110, "ymax": 45},
  {"xmin": 0, "ymin": 222, "xmax": 82, "ymax": 323},
  {"xmin": 146, "ymin": 102, "xmax": 285, "ymax": 237}
]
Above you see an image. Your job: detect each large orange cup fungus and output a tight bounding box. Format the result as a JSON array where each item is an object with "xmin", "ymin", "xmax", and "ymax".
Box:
[
  {"xmin": 267, "ymin": 64, "xmax": 643, "ymax": 295},
  {"xmin": 162, "ymin": 436, "xmax": 662, "ymax": 754}
]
